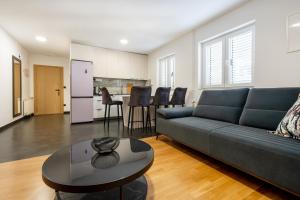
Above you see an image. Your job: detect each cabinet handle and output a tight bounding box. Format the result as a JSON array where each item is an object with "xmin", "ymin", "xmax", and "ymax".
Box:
[{"xmin": 96, "ymin": 109, "xmax": 102, "ymax": 111}]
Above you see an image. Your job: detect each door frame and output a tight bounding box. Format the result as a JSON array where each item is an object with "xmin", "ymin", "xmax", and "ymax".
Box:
[{"xmin": 34, "ymin": 65, "xmax": 64, "ymax": 115}]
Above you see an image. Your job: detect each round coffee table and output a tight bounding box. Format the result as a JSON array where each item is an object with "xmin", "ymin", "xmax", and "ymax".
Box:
[{"xmin": 42, "ymin": 138, "xmax": 154, "ymax": 200}]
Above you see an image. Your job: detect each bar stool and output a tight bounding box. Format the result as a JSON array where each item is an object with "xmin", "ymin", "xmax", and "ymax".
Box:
[
  {"xmin": 101, "ymin": 87, "xmax": 124, "ymax": 127},
  {"xmin": 151, "ymin": 87, "xmax": 171, "ymax": 131},
  {"xmin": 169, "ymin": 87, "xmax": 187, "ymax": 107},
  {"xmin": 128, "ymin": 86, "xmax": 152, "ymax": 133}
]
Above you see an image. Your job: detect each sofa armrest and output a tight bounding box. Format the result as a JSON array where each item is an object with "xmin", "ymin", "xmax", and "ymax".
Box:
[{"xmin": 157, "ymin": 107, "xmax": 194, "ymax": 119}]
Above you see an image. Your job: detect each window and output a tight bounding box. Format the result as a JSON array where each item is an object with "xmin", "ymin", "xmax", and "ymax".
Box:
[
  {"xmin": 201, "ymin": 25, "xmax": 254, "ymax": 88},
  {"xmin": 158, "ymin": 55, "xmax": 175, "ymax": 88}
]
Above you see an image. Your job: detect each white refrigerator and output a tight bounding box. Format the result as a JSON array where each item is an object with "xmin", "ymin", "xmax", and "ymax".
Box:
[{"xmin": 71, "ymin": 60, "xmax": 93, "ymax": 123}]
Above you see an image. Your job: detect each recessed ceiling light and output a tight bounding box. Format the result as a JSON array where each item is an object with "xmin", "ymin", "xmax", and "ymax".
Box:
[
  {"xmin": 290, "ymin": 22, "xmax": 300, "ymax": 28},
  {"xmin": 120, "ymin": 39, "xmax": 128, "ymax": 45},
  {"xmin": 35, "ymin": 36, "xmax": 47, "ymax": 42}
]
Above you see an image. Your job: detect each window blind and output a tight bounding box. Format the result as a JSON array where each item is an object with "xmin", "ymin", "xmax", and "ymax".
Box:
[
  {"xmin": 204, "ymin": 41, "xmax": 223, "ymax": 87},
  {"xmin": 158, "ymin": 55, "xmax": 175, "ymax": 87},
  {"xmin": 158, "ymin": 59, "xmax": 166, "ymax": 86},
  {"xmin": 228, "ymin": 30, "xmax": 253, "ymax": 84}
]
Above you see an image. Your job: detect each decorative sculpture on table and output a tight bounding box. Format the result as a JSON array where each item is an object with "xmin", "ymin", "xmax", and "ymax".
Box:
[{"xmin": 91, "ymin": 137, "xmax": 120, "ymax": 154}]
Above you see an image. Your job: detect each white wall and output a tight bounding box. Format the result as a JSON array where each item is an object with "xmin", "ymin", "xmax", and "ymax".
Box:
[
  {"xmin": 148, "ymin": 32, "xmax": 196, "ymax": 104},
  {"xmin": 28, "ymin": 54, "xmax": 70, "ymax": 111},
  {"xmin": 71, "ymin": 43, "xmax": 148, "ymax": 80},
  {"xmin": 148, "ymin": 32, "xmax": 195, "ymax": 89},
  {"xmin": 0, "ymin": 27, "xmax": 29, "ymax": 128},
  {"xmin": 148, "ymin": 0, "xmax": 300, "ymax": 104}
]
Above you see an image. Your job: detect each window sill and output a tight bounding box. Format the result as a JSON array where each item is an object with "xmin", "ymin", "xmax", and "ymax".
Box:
[{"xmin": 199, "ymin": 85, "xmax": 254, "ymax": 90}]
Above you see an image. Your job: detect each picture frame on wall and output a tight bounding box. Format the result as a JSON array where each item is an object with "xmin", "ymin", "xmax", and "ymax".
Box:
[{"xmin": 287, "ymin": 12, "xmax": 300, "ymax": 53}]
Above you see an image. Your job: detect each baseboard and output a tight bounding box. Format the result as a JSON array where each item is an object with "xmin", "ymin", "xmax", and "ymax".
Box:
[
  {"xmin": 71, "ymin": 121, "xmax": 93, "ymax": 125},
  {"xmin": 24, "ymin": 113, "xmax": 34, "ymax": 119},
  {"xmin": 93, "ymin": 116, "xmax": 120, "ymax": 121},
  {"xmin": 0, "ymin": 113, "xmax": 34, "ymax": 132},
  {"xmin": 1, "ymin": 117, "xmax": 22, "ymax": 132}
]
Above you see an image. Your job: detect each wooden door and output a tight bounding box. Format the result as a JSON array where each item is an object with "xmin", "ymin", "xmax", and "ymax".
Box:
[{"xmin": 34, "ymin": 65, "xmax": 64, "ymax": 115}]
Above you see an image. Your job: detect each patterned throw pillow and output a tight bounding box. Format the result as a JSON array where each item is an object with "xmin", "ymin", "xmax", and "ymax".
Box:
[{"xmin": 273, "ymin": 94, "xmax": 300, "ymax": 140}]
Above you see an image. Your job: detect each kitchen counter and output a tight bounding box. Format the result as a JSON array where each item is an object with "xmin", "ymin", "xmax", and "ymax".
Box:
[{"xmin": 94, "ymin": 95, "xmax": 155, "ymax": 129}]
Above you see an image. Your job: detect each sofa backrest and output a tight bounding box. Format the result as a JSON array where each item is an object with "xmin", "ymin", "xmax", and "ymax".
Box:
[
  {"xmin": 193, "ymin": 88, "xmax": 249, "ymax": 124},
  {"xmin": 239, "ymin": 87, "xmax": 300, "ymax": 130}
]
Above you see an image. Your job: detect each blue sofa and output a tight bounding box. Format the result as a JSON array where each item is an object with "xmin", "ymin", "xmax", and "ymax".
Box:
[{"xmin": 156, "ymin": 88, "xmax": 300, "ymax": 196}]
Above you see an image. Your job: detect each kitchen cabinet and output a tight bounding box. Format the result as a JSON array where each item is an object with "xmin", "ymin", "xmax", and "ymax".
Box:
[
  {"xmin": 72, "ymin": 43, "xmax": 148, "ymax": 80},
  {"xmin": 93, "ymin": 96, "xmax": 104, "ymax": 119},
  {"xmin": 70, "ymin": 44, "xmax": 94, "ymax": 62},
  {"xmin": 94, "ymin": 50, "xmax": 147, "ymax": 80}
]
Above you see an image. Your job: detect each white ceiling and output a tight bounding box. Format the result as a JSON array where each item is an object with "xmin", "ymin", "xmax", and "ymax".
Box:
[{"xmin": 0, "ymin": 0, "xmax": 248, "ymax": 56}]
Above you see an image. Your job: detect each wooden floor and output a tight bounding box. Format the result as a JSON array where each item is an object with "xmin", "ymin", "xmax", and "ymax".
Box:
[{"xmin": 0, "ymin": 136, "xmax": 297, "ymax": 200}]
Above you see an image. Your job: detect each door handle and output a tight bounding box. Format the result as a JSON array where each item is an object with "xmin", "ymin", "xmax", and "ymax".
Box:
[{"xmin": 55, "ymin": 89, "xmax": 60, "ymax": 96}]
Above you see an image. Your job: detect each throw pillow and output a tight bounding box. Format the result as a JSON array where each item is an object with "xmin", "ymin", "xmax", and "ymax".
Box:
[{"xmin": 273, "ymin": 94, "xmax": 300, "ymax": 140}]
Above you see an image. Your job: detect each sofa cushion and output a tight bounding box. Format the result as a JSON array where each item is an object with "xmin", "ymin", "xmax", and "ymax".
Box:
[
  {"xmin": 157, "ymin": 107, "xmax": 194, "ymax": 119},
  {"xmin": 274, "ymin": 94, "xmax": 300, "ymax": 140},
  {"xmin": 210, "ymin": 125, "xmax": 300, "ymax": 194},
  {"xmin": 239, "ymin": 87, "xmax": 300, "ymax": 130},
  {"xmin": 156, "ymin": 117, "xmax": 233, "ymax": 155},
  {"xmin": 193, "ymin": 88, "xmax": 249, "ymax": 124}
]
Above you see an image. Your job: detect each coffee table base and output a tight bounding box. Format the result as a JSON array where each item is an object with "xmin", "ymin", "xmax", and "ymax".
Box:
[{"xmin": 54, "ymin": 176, "xmax": 147, "ymax": 200}]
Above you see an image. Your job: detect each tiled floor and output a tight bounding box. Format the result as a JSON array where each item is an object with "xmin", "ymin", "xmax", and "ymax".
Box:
[{"xmin": 0, "ymin": 114, "xmax": 155, "ymax": 163}]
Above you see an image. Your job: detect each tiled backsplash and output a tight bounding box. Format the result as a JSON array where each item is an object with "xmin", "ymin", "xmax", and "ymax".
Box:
[{"xmin": 93, "ymin": 77, "xmax": 150, "ymax": 95}]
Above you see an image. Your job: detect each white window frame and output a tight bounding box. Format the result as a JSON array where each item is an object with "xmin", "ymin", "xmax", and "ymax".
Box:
[
  {"xmin": 199, "ymin": 23, "xmax": 255, "ymax": 89},
  {"xmin": 157, "ymin": 54, "xmax": 176, "ymax": 88}
]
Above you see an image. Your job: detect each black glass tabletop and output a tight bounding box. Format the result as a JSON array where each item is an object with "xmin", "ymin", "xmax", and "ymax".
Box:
[{"xmin": 42, "ymin": 138, "xmax": 154, "ymax": 193}]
